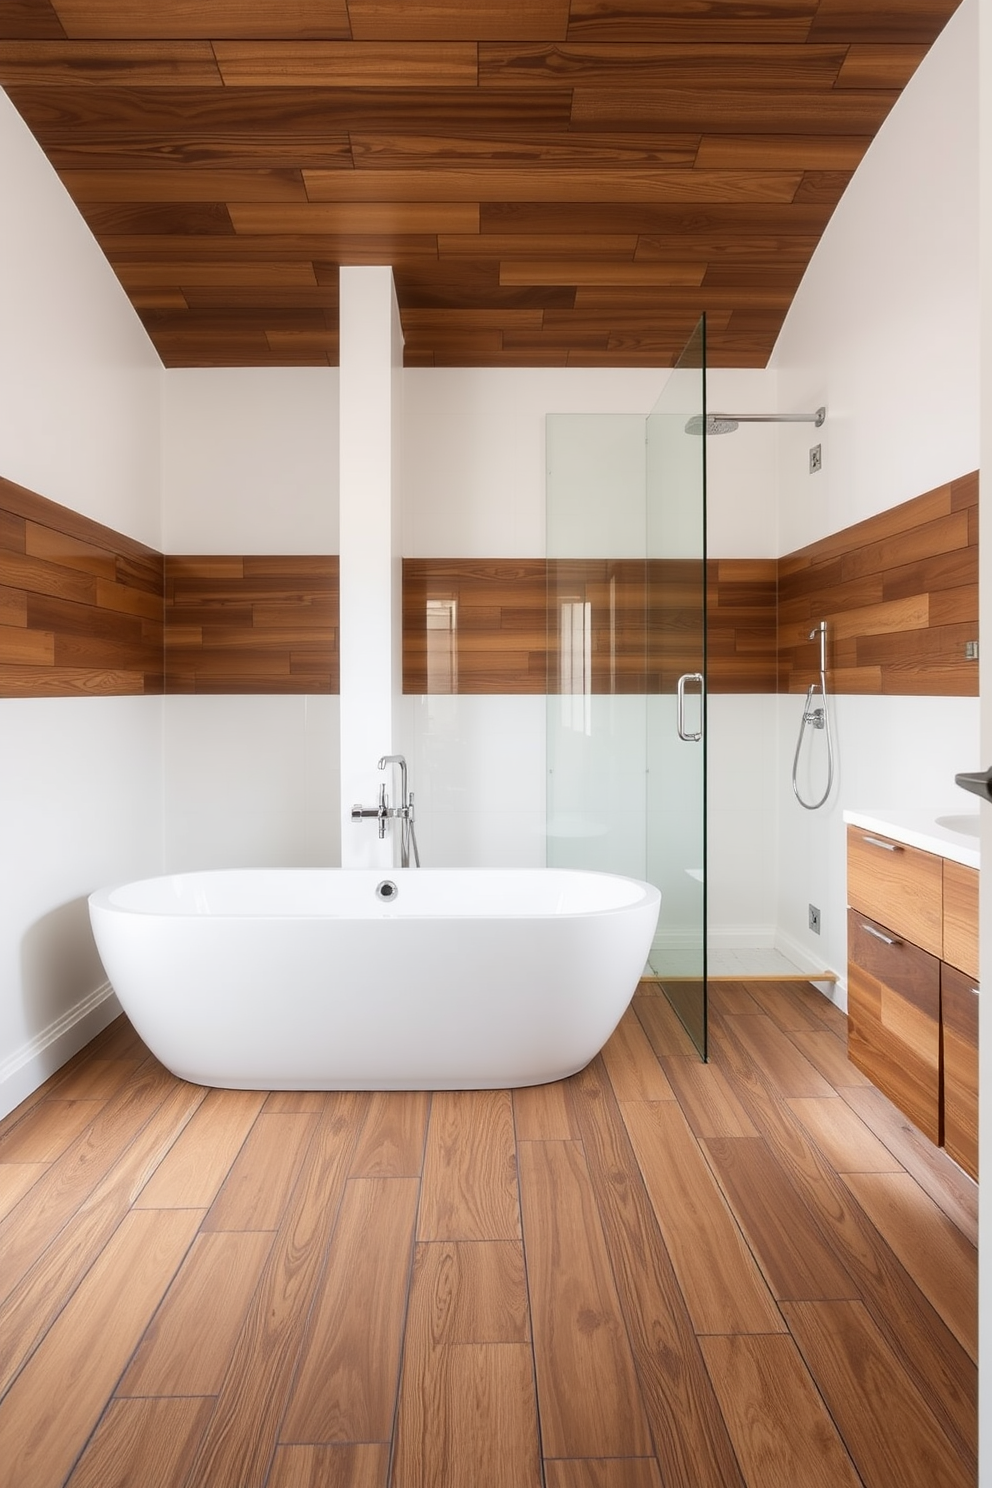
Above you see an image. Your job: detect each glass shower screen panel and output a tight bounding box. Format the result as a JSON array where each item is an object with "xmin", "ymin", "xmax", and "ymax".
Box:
[{"xmin": 645, "ymin": 320, "xmax": 707, "ymax": 1057}]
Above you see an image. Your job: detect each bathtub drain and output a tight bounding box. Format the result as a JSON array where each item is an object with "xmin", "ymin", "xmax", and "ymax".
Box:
[{"xmin": 375, "ymin": 880, "xmax": 398, "ymax": 902}]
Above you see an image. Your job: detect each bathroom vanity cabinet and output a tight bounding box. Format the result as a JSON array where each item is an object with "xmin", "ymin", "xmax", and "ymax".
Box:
[{"xmin": 845, "ymin": 816, "xmax": 979, "ymax": 1181}]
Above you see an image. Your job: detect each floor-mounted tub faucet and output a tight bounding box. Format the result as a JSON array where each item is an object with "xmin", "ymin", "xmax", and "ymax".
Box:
[{"xmin": 351, "ymin": 754, "xmax": 421, "ymax": 866}]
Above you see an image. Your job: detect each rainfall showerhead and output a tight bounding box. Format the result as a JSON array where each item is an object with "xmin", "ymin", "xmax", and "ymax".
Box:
[{"xmin": 684, "ymin": 407, "xmax": 826, "ymax": 436}]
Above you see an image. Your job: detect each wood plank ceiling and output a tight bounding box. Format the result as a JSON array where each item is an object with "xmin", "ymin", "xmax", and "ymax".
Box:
[{"xmin": 0, "ymin": 1, "xmax": 962, "ymax": 369}]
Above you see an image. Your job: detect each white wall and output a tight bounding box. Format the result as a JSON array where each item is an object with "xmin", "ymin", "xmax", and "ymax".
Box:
[
  {"xmin": 770, "ymin": 0, "xmax": 980, "ymax": 993},
  {"xmin": 0, "ymin": 87, "xmax": 164, "ymax": 1116},
  {"xmin": 161, "ymin": 366, "xmax": 340, "ymax": 874}
]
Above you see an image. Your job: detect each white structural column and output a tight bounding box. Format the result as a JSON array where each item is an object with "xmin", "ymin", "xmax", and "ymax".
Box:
[{"xmin": 338, "ymin": 266, "xmax": 404, "ymax": 867}]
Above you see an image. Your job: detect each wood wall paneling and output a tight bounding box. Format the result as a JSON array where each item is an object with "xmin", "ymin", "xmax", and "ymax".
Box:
[
  {"xmin": 164, "ymin": 554, "xmax": 338, "ymax": 694},
  {"xmin": 0, "ymin": 475, "xmax": 163, "ymax": 698}
]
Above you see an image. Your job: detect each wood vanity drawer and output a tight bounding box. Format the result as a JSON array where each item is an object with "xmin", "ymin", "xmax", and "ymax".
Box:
[
  {"xmin": 846, "ymin": 825, "xmax": 943, "ymax": 958},
  {"xmin": 942, "ymin": 962, "xmax": 979, "ymax": 1181},
  {"xmin": 943, "ymin": 860, "xmax": 979, "ymax": 981},
  {"xmin": 846, "ymin": 910, "xmax": 941, "ymax": 1144}
]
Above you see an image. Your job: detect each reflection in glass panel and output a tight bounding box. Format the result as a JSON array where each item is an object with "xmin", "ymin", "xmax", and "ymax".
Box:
[{"xmin": 426, "ymin": 597, "xmax": 458, "ymax": 694}]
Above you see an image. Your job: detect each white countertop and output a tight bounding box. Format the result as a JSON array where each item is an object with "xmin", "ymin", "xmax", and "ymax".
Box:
[{"xmin": 843, "ymin": 808, "xmax": 980, "ymax": 870}]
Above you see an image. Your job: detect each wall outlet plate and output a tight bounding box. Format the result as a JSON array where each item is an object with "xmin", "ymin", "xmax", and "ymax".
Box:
[
  {"xmin": 809, "ymin": 444, "xmax": 822, "ymax": 474},
  {"xmin": 809, "ymin": 903, "xmax": 821, "ymax": 933}
]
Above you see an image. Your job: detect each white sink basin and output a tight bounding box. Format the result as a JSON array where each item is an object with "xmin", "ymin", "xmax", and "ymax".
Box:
[{"xmin": 934, "ymin": 813, "xmax": 981, "ymax": 838}]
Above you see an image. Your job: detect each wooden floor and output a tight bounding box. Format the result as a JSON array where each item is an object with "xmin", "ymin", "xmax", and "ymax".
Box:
[{"xmin": 0, "ymin": 980, "xmax": 977, "ymax": 1488}]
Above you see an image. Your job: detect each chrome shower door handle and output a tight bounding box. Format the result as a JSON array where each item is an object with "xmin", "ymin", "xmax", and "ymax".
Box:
[{"xmin": 676, "ymin": 672, "xmax": 704, "ymax": 742}]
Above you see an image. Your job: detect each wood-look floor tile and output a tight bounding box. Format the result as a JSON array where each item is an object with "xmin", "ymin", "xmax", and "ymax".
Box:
[
  {"xmin": 64, "ymin": 1397, "xmax": 214, "ymax": 1488},
  {"xmin": 842, "ymin": 1171, "xmax": 977, "ymax": 1362},
  {"xmin": 406, "ymin": 1240, "xmax": 529, "ymax": 1347},
  {"xmin": 789, "ymin": 1030, "xmax": 873, "ymax": 1088},
  {"xmin": 744, "ymin": 980, "xmax": 840, "ymax": 1034},
  {"xmin": 720, "ymin": 1013, "xmax": 834, "ymax": 1097},
  {"xmin": 634, "ymin": 991, "xmax": 699, "ymax": 1058},
  {"xmin": 0, "ymin": 1079, "xmax": 204, "ymax": 1396},
  {"xmin": 203, "ymin": 1111, "xmax": 315, "ymax": 1231},
  {"xmin": 349, "ymin": 1089, "xmax": 430, "ymax": 1177},
  {"xmin": 0, "ymin": 1208, "xmax": 202, "ymax": 1488},
  {"xmin": 599, "ymin": 1006, "xmax": 675, "ymax": 1101},
  {"xmin": 119, "ymin": 1229, "xmax": 275, "ymax": 1396},
  {"xmin": 620, "ymin": 1102, "xmax": 785, "ymax": 1335},
  {"xmin": 418, "ymin": 1090, "xmax": 519, "ymax": 1241},
  {"xmin": 701, "ymin": 1136, "xmax": 859, "ymax": 1302},
  {"xmin": 705, "ymin": 980, "xmax": 763, "ymax": 1016},
  {"xmin": 700, "ymin": 1333, "xmax": 862, "ymax": 1488},
  {"xmin": 517, "ymin": 1140, "xmax": 653, "ymax": 1459},
  {"xmin": 0, "ymin": 1061, "xmax": 182, "ymax": 1304},
  {"xmin": 0, "ymin": 1163, "xmax": 48, "ymax": 1221},
  {"xmin": 785, "ymin": 1096, "xmax": 902, "ymax": 1174},
  {"xmin": 134, "ymin": 1087, "xmax": 266, "ymax": 1209},
  {"xmin": 544, "ymin": 1463, "xmax": 663, "ymax": 1488},
  {"xmin": 661, "ymin": 1055, "xmax": 758, "ymax": 1138},
  {"xmin": 184, "ymin": 1094, "xmax": 367, "ymax": 1488},
  {"xmin": 841, "ymin": 1083, "xmax": 978, "ymax": 1247},
  {"xmin": 712, "ymin": 1023, "xmax": 977, "ymax": 1465},
  {"xmin": 569, "ymin": 1061, "xmax": 745, "ymax": 1488},
  {"xmin": 263, "ymin": 1091, "xmax": 330, "ymax": 1112},
  {"xmin": 0, "ymin": 1099, "xmax": 104, "ymax": 1162},
  {"xmin": 783, "ymin": 1300, "xmax": 976, "ymax": 1488},
  {"xmin": 392, "ymin": 1342, "xmax": 541, "ymax": 1488},
  {"xmin": 269, "ymin": 1444, "xmax": 390, "ymax": 1488},
  {"xmin": 282, "ymin": 1176, "xmax": 420, "ymax": 1444},
  {"xmin": 512, "ymin": 1078, "xmax": 577, "ymax": 1140},
  {"xmin": 49, "ymin": 1058, "xmax": 144, "ymax": 1100}
]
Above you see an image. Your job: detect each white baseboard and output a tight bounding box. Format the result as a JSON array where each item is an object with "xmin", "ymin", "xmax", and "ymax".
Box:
[
  {"xmin": 0, "ymin": 982, "xmax": 122, "ymax": 1122},
  {"xmin": 773, "ymin": 928, "xmax": 847, "ymax": 1013}
]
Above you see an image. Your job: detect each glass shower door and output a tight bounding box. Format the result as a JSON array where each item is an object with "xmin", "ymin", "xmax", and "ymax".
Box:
[{"xmin": 645, "ymin": 319, "xmax": 708, "ymax": 1056}]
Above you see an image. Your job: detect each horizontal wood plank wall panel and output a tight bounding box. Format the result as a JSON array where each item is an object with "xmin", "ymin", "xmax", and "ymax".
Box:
[
  {"xmin": 0, "ymin": 474, "xmax": 163, "ymax": 697},
  {"xmin": 165, "ymin": 554, "xmax": 338, "ymax": 693},
  {"xmin": 403, "ymin": 557, "xmax": 773, "ymax": 694},
  {"xmin": 778, "ymin": 471, "xmax": 978, "ymax": 697}
]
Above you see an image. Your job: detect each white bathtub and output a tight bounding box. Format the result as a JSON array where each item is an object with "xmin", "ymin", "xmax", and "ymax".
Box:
[{"xmin": 88, "ymin": 868, "xmax": 660, "ymax": 1090}]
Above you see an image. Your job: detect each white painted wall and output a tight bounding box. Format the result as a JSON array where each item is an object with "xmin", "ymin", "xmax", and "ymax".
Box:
[
  {"xmin": 0, "ymin": 87, "xmax": 164, "ymax": 1116},
  {"xmin": 770, "ymin": 0, "xmax": 980, "ymax": 995}
]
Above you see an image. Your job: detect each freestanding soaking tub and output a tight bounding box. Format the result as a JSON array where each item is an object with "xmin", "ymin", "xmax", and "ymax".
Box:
[{"xmin": 88, "ymin": 867, "xmax": 660, "ymax": 1090}]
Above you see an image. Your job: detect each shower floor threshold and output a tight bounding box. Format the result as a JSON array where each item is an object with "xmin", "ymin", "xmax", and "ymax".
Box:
[
  {"xmin": 645, "ymin": 945, "xmax": 838, "ymax": 983},
  {"xmin": 640, "ymin": 970, "xmax": 839, "ymax": 983}
]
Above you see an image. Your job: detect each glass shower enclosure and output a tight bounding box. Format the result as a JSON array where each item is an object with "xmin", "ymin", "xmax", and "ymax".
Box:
[{"xmin": 546, "ymin": 320, "xmax": 707, "ymax": 1056}]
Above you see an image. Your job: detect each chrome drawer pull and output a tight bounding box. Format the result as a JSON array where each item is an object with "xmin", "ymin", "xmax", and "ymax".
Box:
[
  {"xmin": 861, "ymin": 834, "xmax": 901, "ymax": 852},
  {"xmin": 973, "ymin": 987, "xmax": 980, "ymax": 996},
  {"xmin": 861, "ymin": 923, "xmax": 901, "ymax": 946}
]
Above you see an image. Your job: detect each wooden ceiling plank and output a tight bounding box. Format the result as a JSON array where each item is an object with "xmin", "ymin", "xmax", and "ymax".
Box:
[
  {"xmin": 42, "ymin": 133, "xmax": 355, "ymax": 170},
  {"xmin": 211, "ymin": 41, "xmax": 477, "ymax": 88},
  {"xmin": 500, "ymin": 329, "xmax": 609, "ymax": 351},
  {"xmin": 103, "ymin": 233, "xmax": 438, "ymax": 259},
  {"xmin": 569, "ymin": 86, "xmax": 900, "ymax": 133},
  {"xmin": 439, "ymin": 233, "xmax": 638, "ymax": 258},
  {"xmin": 634, "ymin": 234, "xmax": 820, "ymax": 262},
  {"xmin": 402, "ymin": 308, "xmax": 543, "ymax": 329},
  {"xmin": 181, "ymin": 287, "xmax": 341, "ymax": 309},
  {"xmin": 478, "ymin": 42, "xmax": 848, "ymax": 90},
  {"xmin": 498, "ymin": 262, "xmax": 706, "ymax": 288},
  {"xmin": 265, "ymin": 331, "xmax": 339, "ymax": 352},
  {"xmin": 130, "ymin": 289, "xmax": 189, "ymax": 310},
  {"xmin": 229, "ymin": 202, "xmax": 480, "ymax": 234},
  {"xmin": 479, "ymin": 201, "xmax": 837, "ymax": 235},
  {"xmin": 351, "ymin": 132, "xmax": 700, "ymax": 168},
  {"xmin": 62, "ymin": 167, "xmax": 308, "ymax": 202},
  {"xmin": 695, "ymin": 134, "xmax": 872, "ymax": 171},
  {"xmin": 806, "ymin": 0, "xmax": 961, "ymax": 46},
  {"xmin": 47, "ymin": 1, "xmax": 352, "ymax": 40},
  {"xmin": 346, "ymin": 0, "xmax": 571, "ymax": 42},
  {"xmin": 116, "ymin": 261, "xmax": 320, "ymax": 288},
  {"xmin": 794, "ymin": 170, "xmax": 854, "ymax": 203},
  {"xmin": 303, "ymin": 167, "xmax": 802, "ymax": 204},
  {"xmin": 0, "ymin": 40, "xmax": 223, "ymax": 84},
  {"xmin": 835, "ymin": 43, "xmax": 930, "ymax": 87},
  {"xmin": 80, "ymin": 203, "xmax": 237, "ymax": 235},
  {"xmin": 564, "ymin": 0, "xmax": 816, "ymax": 44},
  {"xmin": 0, "ymin": 1, "xmax": 67, "ymax": 39},
  {"xmin": 571, "ymin": 285, "xmax": 794, "ymax": 311},
  {"xmin": 542, "ymin": 309, "xmax": 732, "ymax": 330}
]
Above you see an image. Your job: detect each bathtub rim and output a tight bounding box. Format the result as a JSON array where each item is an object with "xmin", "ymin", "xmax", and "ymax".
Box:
[{"xmin": 89, "ymin": 865, "xmax": 661, "ymax": 923}]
